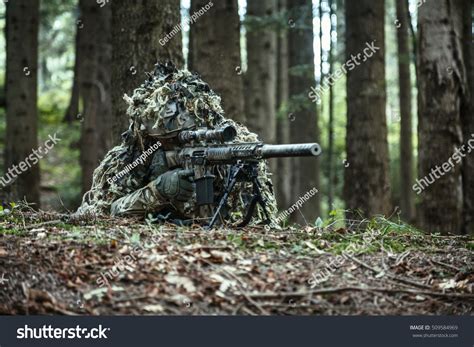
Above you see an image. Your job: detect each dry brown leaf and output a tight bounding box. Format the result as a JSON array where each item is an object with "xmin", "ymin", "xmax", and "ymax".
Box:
[
  {"xmin": 37, "ymin": 232, "xmax": 47, "ymax": 239},
  {"xmin": 210, "ymin": 250, "xmax": 232, "ymax": 262},
  {"xmin": 143, "ymin": 304, "xmax": 165, "ymax": 313},
  {"xmin": 199, "ymin": 251, "xmax": 211, "ymax": 258},
  {"xmin": 30, "ymin": 228, "xmax": 46, "ymax": 233},
  {"xmin": 438, "ymin": 279, "xmax": 457, "ymax": 290},
  {"xmin": 165, "ymin": 274, "xmax": 196, "ymax": 293}
]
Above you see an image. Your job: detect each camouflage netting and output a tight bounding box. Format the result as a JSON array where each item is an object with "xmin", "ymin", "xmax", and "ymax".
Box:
[{"xmin": 77, "ymin": 62, "xmax": 277, "ymax": 226}]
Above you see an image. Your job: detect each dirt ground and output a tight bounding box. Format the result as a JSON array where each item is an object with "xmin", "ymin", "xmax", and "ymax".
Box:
[{"xmin": 0, "ymin": 213, "xmax": 473, "ymax": 315}]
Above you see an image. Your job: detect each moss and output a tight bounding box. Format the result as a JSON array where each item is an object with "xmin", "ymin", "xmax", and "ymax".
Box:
[
  {"xmin": 312, "ymin": 215, "xmax": 470, "ymax": 256},
  {"xmin": 0, "ymin": 227, "xmax": 27, "ymax": 236},
  {"xmin": 226, "ymin": 233, "xmax": 244, "ymax": 248}
]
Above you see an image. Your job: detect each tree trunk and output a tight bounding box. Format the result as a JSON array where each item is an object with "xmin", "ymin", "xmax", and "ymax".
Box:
[
  {"xmin": 95, "ymin": 8, "xmax": 113, "ymax": 161},
  {"xmin": 77, "ymin": 0, "xmax": 112, "ymax": 194},
  {"xmin": 275, "ymin": 0, "xmax": 291, "ymax": 208},
  {"xmin": 461, "ymin": 0, "xmax": 473, "ymax": 234},
  {"xmin": 327, "ymin": 0, "xmax": 335, "ymax": 212},
  {"xmin": 245, "ymin": 0, "xmax": 277, "ymax": 143},
  {"xmin": 344, "ymin": 0, "xmax": 391, "ymax": 217},
  {"xmin": 64, "ymin": 25, "xmax": 82, "ymax": 124},
  {"xmin": 111, "ymin": 0, "xmax": 183, "ymax": 144},
  {"xmin": 188, "ymin": 1, "xmax": 196, "ymax": 70},
  {"xmin": 288, "ymin": 0, "xmax": 320, "ymax": 223},
  {"xmin": 319, "ymin": 0, "xmax": 324, "ymax": 95},
  {"xmin": 336, "ymin": 0, "xmax": 345, "ymax": 61},
  {"xmin": 417, "ymin": 0, "xmax": 465, "ymax": 234},
  {"xmin": 188, "ymin": 0, "xmax": 245, "ymax": 123},
  {"xmin": 396, "ymin": 0, "xmax": 415, "ymax": 222},
  {"xmin": 4, "ymin": 0, "xmax": 40, "ymax": 207}
]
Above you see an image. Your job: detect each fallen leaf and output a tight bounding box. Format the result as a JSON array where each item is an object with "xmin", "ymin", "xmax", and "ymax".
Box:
[
  {"xmin": 30, "ymin": 228, "xmax": 46, "ymax": 233},
  {"xmin": 304, "ymin": 241, "xmax": 324, "ymax": 254},
  {"xmin": 209, "ymin": 273, "xmax": 237, "ymax": 293},
  {"xmin": 210, "ymin": 250, "xmax": 232, "ymax": 262},
  {"xmin": 438, "ymin": 279, "xmax": 457, "ymax": 290},
  {"xmin": 37, "ymin": 232, "xmax": 47, "ymax": 239},
  {"xmin": 143, "ymin": 304, "xmax": 164, "ymax": 313},
  {"xmin": 84, "ymin": 286, "xmax": 124, "ymax": 300},
  {"xmin": 165, "ymin": 274, "xmax": 196, "ymax": 293},
  {"xmin": 199, "ymin": 251, "xmax": 211, "ymax": 258}
]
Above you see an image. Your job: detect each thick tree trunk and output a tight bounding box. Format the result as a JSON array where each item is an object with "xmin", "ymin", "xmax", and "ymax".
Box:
[
  {"xmin": 77, "ymin": 0, "xmax": 112, "ymax": 194},
  {"xmin": 344, "ymin": 0, "xmax": 391, "ymax": 217},
  {"xmin": 188, "ymin": 0, "xmax": 245, "ymax": 123},
  {"xmin": 95, "ymin": 8, "xmax": 113, "ymax": 161},
  {"xmin": 417, "ymin": 0, "xmax": 465, "ymax": 234},
  {"xmin": 245, "ymin": 0, "xmax": 277, "ymax": 143},
  {"xmin": 396, "ymin": 0, "xmax": 415, "ymax": 222},
  {"xmin": 275, "ymin": 0, "xmax": 291, "ymax": 208},
  {"xmin": 4, "ymin": 0, "xmax": 40, "ymax": 207},
  {"xmin": 288, "ymin": 0, "xmax": 320, "ymax": 223},
  {"xmin": 461, "ymin": 0, "xmax": 474, "ymax": 234},
  {"xmin": 111, "ymin": 0, "xmax": 183, "ymax": 144}
]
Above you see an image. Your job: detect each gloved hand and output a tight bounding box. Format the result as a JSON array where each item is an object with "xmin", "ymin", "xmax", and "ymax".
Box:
[
  {"xmin": 154, "ymin": 169, "xmax": 194, "ymax": 202},
  {"xmin": 148, "ymin": 149, "xmax": 169, "ymax": 179}
]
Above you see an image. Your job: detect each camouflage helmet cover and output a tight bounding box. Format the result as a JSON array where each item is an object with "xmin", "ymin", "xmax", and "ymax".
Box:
[{"xmin": 123, "ymin": 62, "xmax": 226, "ymax": 140}]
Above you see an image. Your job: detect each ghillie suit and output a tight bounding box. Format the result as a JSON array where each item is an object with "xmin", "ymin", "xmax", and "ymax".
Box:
[{"xmin": 77, "ymin": 63, "xmax": 278, "ymax": 226}]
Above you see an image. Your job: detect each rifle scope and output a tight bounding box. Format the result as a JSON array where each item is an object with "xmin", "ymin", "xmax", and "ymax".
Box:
[{"xmin": 178, "ymin": 125, "xmax": 237, "ymax": 144}]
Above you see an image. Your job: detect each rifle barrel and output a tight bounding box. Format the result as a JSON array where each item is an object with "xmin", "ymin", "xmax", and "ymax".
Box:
[
  {"xmin": 166, "ymin": 142, "xmax": 321, "ymax": 166},
  {"xmin": 259, "ymin": 143, "xmax": 321, "ymax": 158}
]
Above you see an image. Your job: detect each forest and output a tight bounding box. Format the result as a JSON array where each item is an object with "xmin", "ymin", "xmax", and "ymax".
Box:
[{"xmin": 0, "ymin": 0, "xmax": 472, "ymax": 316}]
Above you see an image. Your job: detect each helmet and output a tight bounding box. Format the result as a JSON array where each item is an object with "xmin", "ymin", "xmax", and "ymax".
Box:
[{"xmin": 124, "ymin": 62, "xmax": 225, "ymax": 141}]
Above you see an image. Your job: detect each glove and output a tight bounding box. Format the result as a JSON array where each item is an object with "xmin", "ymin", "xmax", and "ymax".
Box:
[
  {"xmin": 148, "ymin": 149, "xmax": 169, "ymax": 179},
  {"xmin": 154, "ymin": 169, "xmax": 194, "ymax": 202}
]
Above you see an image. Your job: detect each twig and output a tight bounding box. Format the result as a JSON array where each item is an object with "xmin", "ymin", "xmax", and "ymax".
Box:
[
  {"xmin": 245, "ymin": 286, "xmax": 474, "ymax": 299},
  {"xmin": 222, "ymin": 276, "xmax": 270, "ymax": 316},
  {"xmin": 199, "ymin": 257, "xmax": 270, "ymax": 315},
  {"xmin": 184, "ymin": 245, "xmax": 233, "ymax": 251},
  {"xmin": 346, "ymin": 254, "xmax": 432, "ymax": 290},
  {"xmin": 57, "ymin": 194, "xmax": 72, "ymax": 214},
  {"xmin": 395, "ymin": 250, "xmax": 411, "ymax": 266},
  {"xmin": 241, "ymin": 306, "xmax": 258, "ymax": 316},
  {"xmin": 370, "ymin": 291, "xmax": 399, "ymax": 307},
  {"xmin": 430, "ymin": 259, "xmax": 461, "ymax": 273},
  {"xmin": 232, "ymin": 302, "xmax": 244, "ymax": 314},
  {"xmin": 23, "ymin": 220, "xmax": 62, "ymax": 231}
]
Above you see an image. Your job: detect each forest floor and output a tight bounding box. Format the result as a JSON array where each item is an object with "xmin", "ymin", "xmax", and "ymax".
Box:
[{"xmin": 0, "ymin": 210, "xmax": 473, "ymax": 315}]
